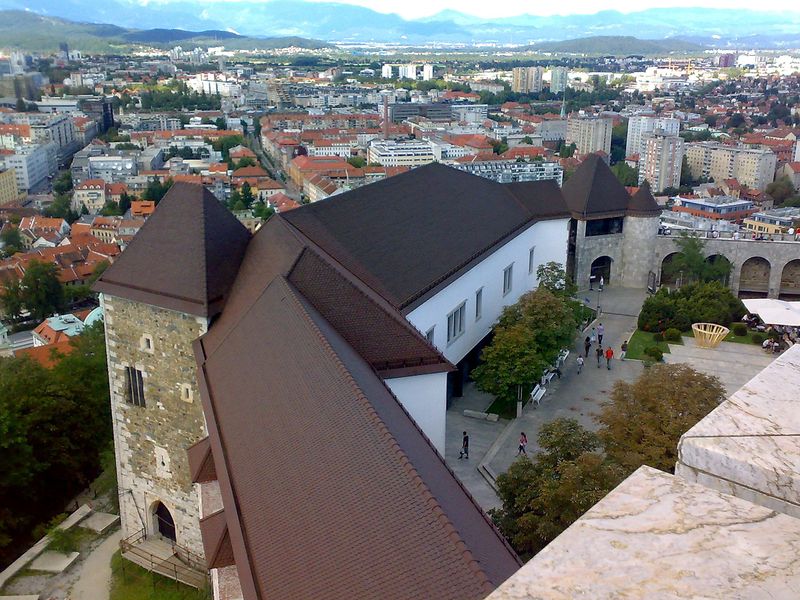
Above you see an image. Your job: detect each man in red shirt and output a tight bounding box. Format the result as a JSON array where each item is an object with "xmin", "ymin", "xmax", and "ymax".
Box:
[{"xmin": 605, "ymin": 346, "xmax": 614, "ymax": 370}]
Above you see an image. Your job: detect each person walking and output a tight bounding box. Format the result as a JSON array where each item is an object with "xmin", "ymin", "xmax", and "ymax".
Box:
[
  {"xmin": 605, "ymin": 346, "xmax": 614, "ymax": 370},
  {"xmin": 590, "ymin": 327, "xmax": 597, "ymax": 346},
  {"xmin": 597, "ymin": 323, "xmax": 605, "ymax": 346},
  {"xmin": 620, "ymin": 340, "xmax": 628, "ymax": 361},
  {"xmin": 584, "ymin": 336, "xmax": 591, "ymax": 357},
  {"xmin": 576, "ymin": 355, "xmax": 584, "ymax": 374},
  {"xmin": 596, "ymin": 345, "xmax": 603, "ymax": 368},
  {"xmin": 459, "ymin": 431, "xmax": 469, "ymax": 459},
  {"xmin": 517, "ymin": 432, "xmax": 528, "ymax": 456},
  {"xmin": 599, "ymin": 275, "xmax": 604, "ymax": 291}
]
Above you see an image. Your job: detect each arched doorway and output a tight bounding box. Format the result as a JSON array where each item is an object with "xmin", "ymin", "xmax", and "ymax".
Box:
[
  {"xmin": 739, "ymin": 257, "xmax": 771, "ymax": 298},
  {"xmin": 704, "ymin": 254, "xmax": 732, "ymax": 286},
  {"xmin": 590, "ymin": 256, "xmax": 612, "ymax": 286},
  {"xmin": 780, "ymin": 260, "xmax": 800, "ymax": 300},
  {"xmin": 153, "ymin": 501, "xmax": 176, "ymax": 542},
  {"xmin": 660, "ymin": 252, "xmax": 681, "ymax": 288}
]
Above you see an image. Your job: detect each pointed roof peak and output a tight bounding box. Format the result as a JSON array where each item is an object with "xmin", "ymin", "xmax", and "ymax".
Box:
[
  {"xmin": 562, "ymin": 154, "xmax": 632, "ymax": 219},
  {"xmin": 94, "ymin": 183, "xmax": 251, "ymax": 318},
  {"xmin": 628, "ymin": 179, "xmax": 662, "ymax": 217}
]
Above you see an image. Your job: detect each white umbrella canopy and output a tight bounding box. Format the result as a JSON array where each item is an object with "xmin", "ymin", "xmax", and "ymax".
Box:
[{"xmin": 743, "ymin": 299, "xmax": 800, "ymax": 327}]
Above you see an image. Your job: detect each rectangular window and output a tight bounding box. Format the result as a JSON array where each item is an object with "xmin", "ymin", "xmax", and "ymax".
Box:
[
  {"xmin": 447, "ymin": 302, "xmax": 466, "ymax": 344},
  {"xmin": 503, "ymin": 264, "xmax": 514, "ymax": 296},
  {"xmin": 528, "ymin": 246, "xmax": 536, "ymax": 274},
  {"xmin": 475, "ymin": 288, "xmax": 483, "ymax": 321},
  {"xmin": 125, "ymin": 366, "xmax": 145, "ymax": 407},
  {"xmin": 425, "ymin": 327, "xmax": 435, "ymax": 344}
]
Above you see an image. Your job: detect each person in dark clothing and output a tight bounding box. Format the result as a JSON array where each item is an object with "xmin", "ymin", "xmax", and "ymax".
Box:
[
  {"xmin": 584, "ymin": 336, "xmax": 591, "ymax": 357},
  {"xmin": 459, "ymin": 431, "xmax": 469, "ymax": 459},
  {"xmin": 596, "ymin": 345, "xmax": 603, "ymax": 368}
]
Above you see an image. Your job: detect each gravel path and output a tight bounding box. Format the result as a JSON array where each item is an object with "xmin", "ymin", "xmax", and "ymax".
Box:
[{"xmin": 68, "ymin": 529, "xmax": 121, "ymax": 600}]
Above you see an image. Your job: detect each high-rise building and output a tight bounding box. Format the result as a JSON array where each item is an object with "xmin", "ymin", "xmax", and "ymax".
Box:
[
  {"xmin": 422, "ymin": 64, "xmax": 435, "ymax": 81},
  {"xmin": 399, "ymin": 64, "xmax": 418, "ymax": 80},
  {"xmin": 566, "ymin": 116, "xmax": 613, "ymax": 157},
  {"xmin": 512, "ymin": 66, "xmax": 544, "ymax": 94},
  {"xmin": 0, "ymin": 168, "xmax": 19, "ymax": 205},
  {"xmin": 626, "ymin": 115, "xmax": 680, "ymax": 158},
  {"xmin": 381, "ymin": 64, "xmax": 394, "ymax": 79},
  {"xmin": 550, "ymin": 67, "xmax": 569, "ymax": 94},
  {"xmin": 638, "ymin": 131, "xmax": 685, "ymax": 192},
  {"xmin": 684, "ymin": 142, "xmax": 777, "ymax": 191}
]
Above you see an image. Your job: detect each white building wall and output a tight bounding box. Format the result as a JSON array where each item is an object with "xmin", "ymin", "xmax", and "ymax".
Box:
[
  {"xmin": 405, "ymin": 218, "xmax": 570, "ymax": 366},
  {"xmin": 383, "ymin": 372, "xmax": 448, "ymax": 453}
]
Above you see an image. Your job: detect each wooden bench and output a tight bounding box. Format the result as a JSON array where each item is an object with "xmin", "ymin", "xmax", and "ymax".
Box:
[{"xmin": 530, "ymin": 384, "xmax": 546, "ymax": 407}]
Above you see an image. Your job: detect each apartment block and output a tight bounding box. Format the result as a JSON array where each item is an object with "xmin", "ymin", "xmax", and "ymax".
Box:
[
  {"xmin": 566, "ymin": 116, "xmax": 612, "ymax": 156},
  {"xmin": 549, "ymin": 67, "xmax": 569, "ymax": 94},
  {"xmin": 512, "ymin": 67, "xmax": 544, "ymax": 94},
  {"xmin": 638, "ymin": 132, "xmax": 685, "ymax": 192},
  {"xmin": 626, "ymin": 115, "xmax": 680, "ymax": 158},
  {"xmin": 685, "ymin": 142, "xmax": 777, "ymax": 191},
  {"xmin": 0, "ymin": 167, "xmax": 18, "ymax": 205},
  {"xmin": 367, "ymin": 140, "xmax": 435, "ymax": 167}
]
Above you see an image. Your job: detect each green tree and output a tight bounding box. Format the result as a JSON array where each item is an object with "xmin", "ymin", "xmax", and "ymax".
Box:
[
  {"xmin": 610, "ymin": 162, "xmax": 638, "ymax": 186},
  {"xmin": 728, "ymin": 113, "xmax": 746, "ymax": 128},
  {"xmin": 598, "ymin": 364, "xmax": 724, "ymax": 473},
  {"xmin": 558, "ymin": 141, "xmax": 576, "ymax": 158},
  {"xmin": 610, "ymin": 121, "xmax": 627, "ymax": 164},
  {"xmin": 100, "ymin": 201, "xmax": 122, "ymax": 216},
  {"xmin": 118, "ymin": 192, "xmax": 132, "ymax": 215},
  {"xmin": 347, "ymin": 156, "xmax": 366, "ymax": 168},
  {"xmin": 490, "ymin": 419, "xmax": 625, "ymax": 557},
  {"xmin": 20, "ymin": 260, "xmax": 65, "ymax": 322},
  {"xmin": 664, "ymin": 234, "xmax": 731, "ymax": 285},
  {"xmin": 240, "ymin": 182, "xmax": 255, "ymax": 208},
  {"xmin": 536, "ymin": 261, "xmax": 576, "ymax": 297},
  {"xmin": 0, "ymin": 277, "xmax": 24, "ymax": 320},
  {"xmin": 253, "ymin": 201, "xmax": 275, "ymax": 221},
  {"xmin": 43, "ymin": 194, "xmax": 78, "ymax": 224},
  {"xmin": 766, "ymin": 176, "xmax": 796, "ymax": 204},
  {"xmin": 235, "ymin": 157, "xmax": 256, "ymax": 169},
  {"xmin": 141, "ymin": 178, "xmax": 174, "ymax": 205},
  {"xmin": 472, "ymin": 288, "xmax": 577, "ymax": 406},
  {"xmin": 52, "ymin": 172, "xmax": 73, "ymax": 195},
  {"xmin": 215, "ymin": 117, "xmax": 227, "ymax": 131},
  {"xmin": 521, "ymin": 136, "xmax": 533, "ymax": 145},
  {"xmin": 0, "ymin": 227, "xmax": 23, "ymax": 257}
]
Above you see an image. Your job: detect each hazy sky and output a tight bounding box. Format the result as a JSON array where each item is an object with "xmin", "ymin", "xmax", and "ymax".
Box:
[{"xmin": 295, "ymin": 0, "xmax": 796, "ymax": 19}]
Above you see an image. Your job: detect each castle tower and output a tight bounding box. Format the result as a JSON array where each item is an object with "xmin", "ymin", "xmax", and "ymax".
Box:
[
  {"xmin": 622, "ymin": 180, "xmax": 662, "ymax": 288},
  {"xmin": 94, "ymin": 184, "xmax": 250, "ymax": 575}
]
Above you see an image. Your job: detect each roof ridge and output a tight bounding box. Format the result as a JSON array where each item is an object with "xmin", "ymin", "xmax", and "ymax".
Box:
[
  {"xmin": 199, "ymin": 186, "xmax": 210, "ymax": 312},
  {"xmin": 280, "ymin": 278, "xmax": 494, "ymax": 591},
  {"xmin": 288, "ymin": 246, "xmax": 450, "ymax": 370}
]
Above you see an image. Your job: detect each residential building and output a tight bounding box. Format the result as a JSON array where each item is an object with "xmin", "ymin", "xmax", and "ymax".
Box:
[
  {"xmin": 32, "ymin": 313, "xmax": 85, "ymax": 346},
  {"xmin": 512, "ymin": 66, "xmax": 544, "ymax": 94},
  {"xmin": 367, "ymin": 139, "xmax": 435, "ymax": 167},
  {"xmin": 743, "ymin": 206, "xmax": 800, "ymax": 234},
  {"xmin": 387, "ymin": 103, "xmax": 453, "ymax": 122},
  {"xmin": 0, "ymin": 144, "xmax": 56, "ymax": 193},
  {"xmin": 777, "ymin": 162, "xmax": 800, "ymax": 189},
  {"xmin": 626, "ymin": 115, "xmax": 680, "ymax": 158},
  {"xmin": 422, "ymin": 64, "xmax": 435, "ymax": 81},
  {"xmin": 73, "ymin": 179, "xmax": 107, "ymax": 214},
  {"xmin": 672, "ymin": 195, "xmax": 756, "ymax": 221},
  {"xmin": 549, "ymin": 67, "xmax": 569, "ymax": 94},
  {"xmin": 638, "ymin": 132, "xmax": 685, "ymax": 192},
  {"xmin": 566, "ymin": 116, "xmax": 613, "ymax": 157},
  {"xmin": 0, "ymin": 167, "xmax": 18, "ymax": 205},
  {"xmin": 684, "ymin": 143, "xmax": 777, "ymax": 191}
]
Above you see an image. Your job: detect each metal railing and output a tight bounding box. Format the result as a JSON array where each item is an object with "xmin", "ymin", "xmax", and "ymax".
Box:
[
  {"xmin": 658, "ymin": 228, "xmax": 800, "ymax": 243},
  {"xmin": 120, "ymin": 528, "xmax": 209, "ymax": 589}
]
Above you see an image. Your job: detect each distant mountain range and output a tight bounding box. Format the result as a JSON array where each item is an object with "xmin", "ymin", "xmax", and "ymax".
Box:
[
  {"xmin": 529, "ymin": 36, "xmax": 704, "ymax": 55},
  {"xmin": 1, "ymin": 2, "xmax": 799, "ymax": 50},
  {"xmin": 0, "ymin": 10, "xmax": 331, "ymax": 53}
]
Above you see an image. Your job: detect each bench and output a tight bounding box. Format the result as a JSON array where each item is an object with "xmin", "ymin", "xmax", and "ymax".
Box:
[{"xmin": 530, "ymin": 384, "xmax": 546, "ymax": 407}]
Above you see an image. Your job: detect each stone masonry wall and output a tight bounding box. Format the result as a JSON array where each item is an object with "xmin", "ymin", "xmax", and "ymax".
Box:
[
  {"xmin": 103, "ymin": 294, "xmax": 208, "ymax": 558},
  {"xmin": 621, "ymin": 215, "xmax": 661, "ymax": 288}
]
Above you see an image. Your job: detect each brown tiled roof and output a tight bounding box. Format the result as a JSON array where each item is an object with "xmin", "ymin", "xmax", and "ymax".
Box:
[
  {"xmin": 287, "ymin": 247, "xmax": 451, "ymax": 377},
  {"xmin": 627, "ymin": 180, "xmax": 662, "ymax": 217},
  {"xmin": 561, "ymin": 153, "xmax": 631, "ymax": 219},
  {"xmin": 187, "ymin": 437, "xmax": 216, "ymax": 483},
  {"xmin": 93, "ymin": 183, "xmax": 250, "ymax": 317},
  {"xmin": 199, "ymin": 510, "xmax": 235, "ymax": 569},
  {"xmin": 282, "ymin": 163, "xmax": 570, "ymax": 311},
  {"xmin": 195, "ymin": 276, "xmax": 520, "ymax": 600}
]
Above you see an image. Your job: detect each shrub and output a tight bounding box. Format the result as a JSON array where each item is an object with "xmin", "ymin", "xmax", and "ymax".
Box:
[
  {"xmin": 732, "ymin": 323, "xmax": 747, "ymax": 337},
  {"xmin": 644, "ymin": 346, "xmax": 664, "ymax": 361},
  {"xmin": 663, "ymin": 328, "xmax": 681, "ymax": 342},
  {"xmin": 652, "ymin": 333, "xmax": 664, "ymax": 343},
  {"xmin": 638, "ymin": 282, "xmax": 745, "ymax": 332},
  {"xmin": 752, "ymin": 333, "xmax": 765, "ymax": 345}
]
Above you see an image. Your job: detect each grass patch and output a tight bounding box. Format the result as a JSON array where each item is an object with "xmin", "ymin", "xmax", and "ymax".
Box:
[
  {"xmin": 47, "ymin": 526, "xmax": 94, "ymax": 554},
  {"xmin": 722, "ymin": 323, "xmax": 762, "ymax": 345},
  {"xmin": 486, "ymin": 397, "xmax": 518, "ymax": 420},
  {"xmin": 110, "ymin": 551, "xmax": 210, "ymax": 600},
  {"xmin": 625, "ymin": 330, "xmax": 679, "ymax": 360}
]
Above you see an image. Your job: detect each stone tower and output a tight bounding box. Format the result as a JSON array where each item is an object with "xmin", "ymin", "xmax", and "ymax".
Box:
[{"xmin": 94, "ymin": 183, "xmax": 250, "ymax": 564}]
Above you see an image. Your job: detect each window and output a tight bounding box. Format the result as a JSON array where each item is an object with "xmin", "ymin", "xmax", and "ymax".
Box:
[
  {"xmin": 528, "ymin": 246, "xmax": 536, "ymax": 274},
  {"xmin": 425, "ymin": 327, "xmax": 435, "ymax": 344},
  {"xmin": 125, "ymin": 366, "xmax": 145, "ymax": 407},
  {"xmin": 475, "ymin": 288, "xmax": 483, "ymax": 321},
  {"xmin": 503, "ymin": 264, "xmax": 514, "ymax": 296},
  {"xmin": 447, "ymin": 302, "xmax": 466, "ymax": 344},
  {"xmin": 180, "ymin": 383, "xmax": 193, "ymax": 403},
  {"xmin": 140, "ymin": 334, "xmax": 154, "ymax": 353}
]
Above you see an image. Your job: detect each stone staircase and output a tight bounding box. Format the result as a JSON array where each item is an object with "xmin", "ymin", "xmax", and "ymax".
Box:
[{"xmin": 120, "ymin": 529, "xmax": 208, "ymax": 589}]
